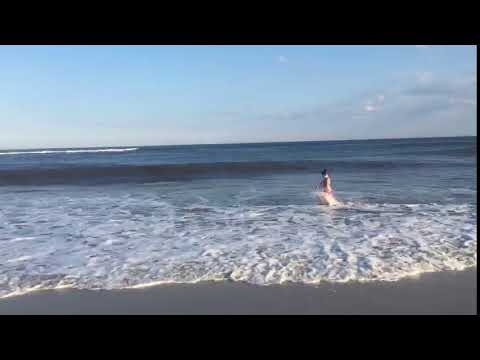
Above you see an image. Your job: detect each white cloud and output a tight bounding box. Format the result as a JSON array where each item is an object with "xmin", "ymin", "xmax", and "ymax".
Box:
[
  {"xmin": 415, "ymin": 45, "xmax": 430, "ymax": 48},
  {"xmin": 226, "ymin": 73, "xmax": 475, "ymax": 141},
  {"xmin": 448, "ymin": 97, "xmax": 476, "ymax": 106},
  {"xmin": 416, "ymin": 71, "xmax": 433, "ymax": 84},
  {"xmin": 362, "ymin": 94, "xmax": 385, "ymax": 112},
  {"xmin": 277, "ymin": 55, "xmax": 288, "ymax": 63}
]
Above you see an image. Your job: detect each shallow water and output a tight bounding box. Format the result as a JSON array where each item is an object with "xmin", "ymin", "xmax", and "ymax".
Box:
[{"xmin": 0, "ymin": 137, "xmax": 476, "ymax": 297}]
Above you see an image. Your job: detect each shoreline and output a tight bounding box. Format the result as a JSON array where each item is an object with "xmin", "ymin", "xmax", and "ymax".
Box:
[{"xmin": 0, "ymin": 268, "xmax": 476, "ymax": 315}]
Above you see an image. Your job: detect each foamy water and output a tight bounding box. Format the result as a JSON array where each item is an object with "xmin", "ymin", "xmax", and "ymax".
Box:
[
  {"xmin": 0, "ymin": 188, "xmax": 476, "ymax": 298},
  {"xmin": 0, "ymin": 138, "xmax": 476, "ymax": 298},
  {"xmin": 0, "ymin": 148, "xmax": 138, "ymax": 156}
]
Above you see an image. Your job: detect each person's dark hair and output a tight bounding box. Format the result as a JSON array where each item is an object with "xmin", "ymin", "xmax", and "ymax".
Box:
[{"xmin": 321, "ymin": 169, "xmax": 328, "ymax": 176}]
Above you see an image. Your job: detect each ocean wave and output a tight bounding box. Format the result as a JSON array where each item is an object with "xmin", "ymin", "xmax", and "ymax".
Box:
[
  {"xmin": 394, "ymin": 147, "xmax": 477, "ymax": 157},
  {"xmin": 0, "ymin": 148, "xmax": 138, "ymax": 156},
  {"xmin": 0, "ymin": 159, "xmax": 468, "ymax": 186},
  {"xmin": 0, "ymin": 196, "xmax": 476, "ymax": 299}
]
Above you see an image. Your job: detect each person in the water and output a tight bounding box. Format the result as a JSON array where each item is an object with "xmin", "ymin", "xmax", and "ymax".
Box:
[
  {"xmin": 315, "ymin": 169, "xmax": 338, "ymax": 205},
  {"xmin": 321, "ymin": 169, "xmax": 333, "ymax": 194}
]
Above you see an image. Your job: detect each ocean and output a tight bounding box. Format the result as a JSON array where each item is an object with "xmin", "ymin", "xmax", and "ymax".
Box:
[{"xmin": 0, "ymin": 137, "xmax": 476, "ymax": 298}]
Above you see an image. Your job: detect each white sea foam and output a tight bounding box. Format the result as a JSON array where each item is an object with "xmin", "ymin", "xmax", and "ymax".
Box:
[
  {"xmin": 314, "ymin": 191, "xmax": 340, "ymax": 206},
  {"xmin": 0, "ymin": 189, "xmax": 476, "ymax": 298},
  {"xmin": 9, "ymin": 237, "xmax": 36, "ymax": 243},
  {"xmin": 0, "ymin": 148, "xmax": 138, "ymax": 156}
]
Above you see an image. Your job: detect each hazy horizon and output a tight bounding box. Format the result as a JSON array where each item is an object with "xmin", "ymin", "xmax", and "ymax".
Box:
[
  {"xmin": 1, "ymin": 134, "xmax": 476, "ymax": 152},
  {"xmin": 0, "ymin": 45, "xmax": 476, "ymax": 149}
]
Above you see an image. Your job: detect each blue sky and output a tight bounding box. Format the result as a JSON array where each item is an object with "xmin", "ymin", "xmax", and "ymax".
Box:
[{"xmin": 0, "ymin": 45, "xmax": 476, "ymax": 149}]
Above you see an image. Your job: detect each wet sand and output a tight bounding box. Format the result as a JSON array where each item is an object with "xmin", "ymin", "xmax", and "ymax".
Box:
[{"xmin": 0, "ymin": 268, "xmax": 476, "ymax": 315}]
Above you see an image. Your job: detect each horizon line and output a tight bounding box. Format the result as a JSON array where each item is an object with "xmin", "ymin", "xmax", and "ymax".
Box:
[{"xmin": 1, "ymin": 134, "xmax": 476, "ymax": 152}]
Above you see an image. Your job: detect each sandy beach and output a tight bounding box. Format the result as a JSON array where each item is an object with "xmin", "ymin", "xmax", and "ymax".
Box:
[{"xmin": 0, "ymin": 268, "xmax": 475, "ymax": 315}]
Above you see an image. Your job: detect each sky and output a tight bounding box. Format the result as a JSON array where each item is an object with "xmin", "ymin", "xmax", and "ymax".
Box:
[{"xmin": 0, "ymin": 45, "xmax": 476, "ymax": 149}]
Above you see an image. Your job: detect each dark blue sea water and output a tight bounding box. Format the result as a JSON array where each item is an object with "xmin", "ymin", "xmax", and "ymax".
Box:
[{"xmin": 0, "ymin": 137, "xmax": 476, "ymax": 297}]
